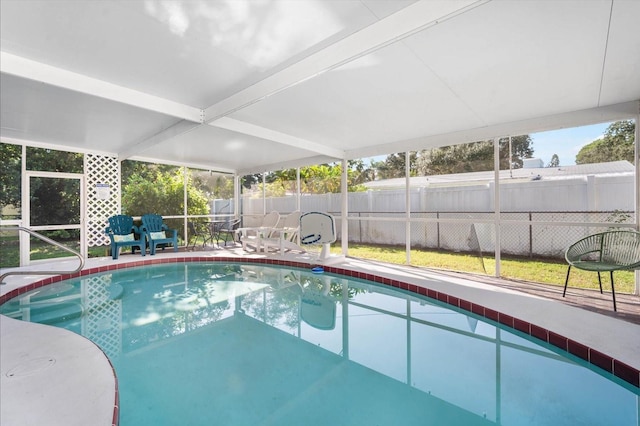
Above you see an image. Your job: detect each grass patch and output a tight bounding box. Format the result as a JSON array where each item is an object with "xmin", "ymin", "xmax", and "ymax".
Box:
[
  {"xmin": 0, "ymin": 237, "xmax": 108, "ymax": 268},
  {"xmin": 336, "ymin": 244, "xmax": 636, "ymax": 294},
  {"xmin": 2, "ymin": 237, "xmax": 635, "ymax": 294}
]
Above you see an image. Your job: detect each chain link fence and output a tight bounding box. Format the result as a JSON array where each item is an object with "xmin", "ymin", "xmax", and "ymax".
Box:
[{"xmin": 342, "ymin": 210, "xmax": 635, "ymax": 261}]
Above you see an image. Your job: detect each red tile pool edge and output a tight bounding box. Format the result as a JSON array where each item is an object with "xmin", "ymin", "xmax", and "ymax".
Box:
[{"xmin": 1, "ymin": 256, "xmax": 638, "ymax": 395}]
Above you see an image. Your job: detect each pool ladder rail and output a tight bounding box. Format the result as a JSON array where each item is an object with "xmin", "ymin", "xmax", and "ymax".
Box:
[{"xmin": 0, "ymin": 226, "xmax": 85, "ymax": 285}]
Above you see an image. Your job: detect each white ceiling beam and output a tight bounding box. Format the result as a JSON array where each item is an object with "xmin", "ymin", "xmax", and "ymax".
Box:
[
  {"xmin": 0, "ymin": 51, "xmax": 203, "ymax": 123},
  {"xmin": 210, "ymin": 117, "xmax": 344, "ymax": 159},
  {"xmin": 203, "ymin": 0, "xmax": 489, "ymax": 123},
  {"xmin": 118, "ymin": 120, "xmax": 202, "ymax": 160},
  {"xmin": 0, "ymin": 136, "xmax": 118, "ymax": 158},
  {"xmin": 236, "ymin": 155, "xmax": 337, "ymax": 176},
  {"xmin": 129, "ymin": 154, "xmax": 236, "ymax": 175},
  {"xmin": 346, "ymin": 101, "xmax": 640, "ymax": 159}
]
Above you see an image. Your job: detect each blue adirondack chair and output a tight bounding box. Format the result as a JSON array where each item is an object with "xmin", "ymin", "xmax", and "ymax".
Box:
[
  {"xmin": 105, "ymin": 215, "xmax": 146, "ymax": 260},
  {"xmin": 141, "ymin": 214, "xmax": 178, "ymax": 255}
]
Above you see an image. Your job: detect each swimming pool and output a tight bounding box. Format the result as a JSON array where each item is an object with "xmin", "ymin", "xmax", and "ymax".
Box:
[{"xmin": 1, "ymin": 262, "xmax": 638, "ymax": 425}]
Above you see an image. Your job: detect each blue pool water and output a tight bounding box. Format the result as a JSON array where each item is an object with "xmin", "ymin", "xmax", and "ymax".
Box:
[{"xmin": 1, "ymin": 263, "xmax": 638, "ymax": 425}]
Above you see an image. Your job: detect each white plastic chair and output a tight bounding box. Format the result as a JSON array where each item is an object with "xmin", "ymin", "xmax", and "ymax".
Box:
[
  {"xmin": 262, "ymin": 211, "xmax": 304, "ymax": 254},
  {"xmin": 237, "ymin": 211, "xmax": 280, "ymax": 252}
]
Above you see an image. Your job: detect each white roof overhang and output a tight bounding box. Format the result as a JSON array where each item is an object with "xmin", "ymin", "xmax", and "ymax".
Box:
[{"xmin": 1, "ymin": 0, "xmax": 639, "ymax": 175}]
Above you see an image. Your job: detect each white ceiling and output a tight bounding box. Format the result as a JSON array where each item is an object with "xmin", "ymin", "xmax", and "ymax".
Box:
[{"xmin": 1, "ymin": 0, "xmax": 639, "ymax": 175}]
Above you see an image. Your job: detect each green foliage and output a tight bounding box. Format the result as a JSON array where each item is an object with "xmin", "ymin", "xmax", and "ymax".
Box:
[
  {"xmin": 29, "ymin": 177, "xmax": 81, "ymax": 229},
  {"xmin": 254, "ymin": 162, "xmax": 369, "ymax": 195},
  {"xmin": 26, "ymin": 146, "xmax": 83, "ymax": 173},
  {"xmin": 576, "ymin": 120, "xmax": 635, "ymax": 165},
  {"xmin": 246, "ymin": 136, "xmax": 534, "ymax": 190},
  {"xmin": 121, "ymin": 160, "xmax": 178, "ymax": 184},
  {"xmin": 1, "ymin": 144, "xmax": 85, "ymax": 216},
  {"xmin": 416, "ymin": 136, "xmax": 533, "ymax": 175},
  {"xmin": 122, "ymin": 169, "xmax": 209, "ymax": 216},
  {"xmin": 547, "ymin": 154, "xmax": 560, "ymax": 167},
  {"xmin": 375, "ymin": 152, "xmax": 418, "ymax": 179},
  {"xmin": 301, "ymin": 164, "xmax": 343, "ymax": 193},
  {"xmin": 0, "ymin": 143, "xmax": 21, "ymax": 212},
  {"xmin": 190, "ymin": 169, "xmax": 234, "ymax": 200},
  {"xmin": 241, "ymin": 174, "xmax": 262, "ymax": 189},
  {"xmin": 347, "ymin": 159, "xmax": 376, "ymax": 185}
]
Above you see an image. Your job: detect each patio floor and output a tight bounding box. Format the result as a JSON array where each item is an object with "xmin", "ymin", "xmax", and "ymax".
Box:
[{"xmin": 427, "ymin": 268, "xmax": 640, "ymax": 326}]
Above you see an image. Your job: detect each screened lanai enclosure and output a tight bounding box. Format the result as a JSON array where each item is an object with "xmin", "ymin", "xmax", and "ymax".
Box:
[{"xmin": 1, "ymin": 0, "xmax": 639, "ymax": 293}]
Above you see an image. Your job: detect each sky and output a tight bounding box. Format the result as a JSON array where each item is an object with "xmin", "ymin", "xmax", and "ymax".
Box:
[{"xmin": 529, "ymin": 122, "xmax": 610, "ymax": 166}]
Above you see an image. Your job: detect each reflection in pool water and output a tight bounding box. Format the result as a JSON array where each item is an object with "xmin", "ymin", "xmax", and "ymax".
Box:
[{"xmin": 1, "ymin": 263, "xmax": 638, "ymax": 426}]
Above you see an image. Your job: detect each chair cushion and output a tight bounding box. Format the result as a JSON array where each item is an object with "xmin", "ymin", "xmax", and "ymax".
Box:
[
  {"xmin": 113, "ymin": 233, "xmax": 135, "ymax": 243},
  {"xmin": 150, "ymin": 231, "xmax": 167, "ymax": 240}
]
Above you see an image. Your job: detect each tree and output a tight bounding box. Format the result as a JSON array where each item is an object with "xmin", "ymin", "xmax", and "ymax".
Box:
[
  {"xmin": 575, "ymin": 120, "xmax": 635, "ymax": 165},
  {"xmin": 0, "ymin": 143, "xmax": 21, "ymax": 214},
  {"xmin": 347, "ymin": 159, "xmax": 376, "ymax": 185},
  {"xmin": 1, "ymin": 145, "xmax": 84, "ymax": 238},
  {"xmin": 415, "ymin": 135, "xmax": 533, "ymax": 176},
  {"xmin": 121, "ymin": 160, "xmax": 177, "ymax": 185},
  {"xmin": 548, "ymin": 154, "xmax": 560, "ymax": 168},
  {"xmin": 29, "ymin": 177, "xmax": 81, "ymax": 228},
  {"xmin": 122, "ymin": 169, "xmax": 209, "ymax": 217},
  {"xmin": 252, "ymin": 161, "xmax": 370, "ymax": 196},
  {"xmin": 508, "ymin": 135, "xmax": 535, "ymax": 168},
  {"xmin": 1, "ymin": 144, "xmax": 84, "ymax": 218},
  {"xmin": 375, "ymin": 152, "xmax": 418, "ymax": 179},
  {"xmin": 303, "ymin": 161, "xmax": 370, "ymax": 193},
  {"xmin": 190, "ymin": 170, "xmax": 234, "ymax": 200},
  {"xmin": 241, "ymin": 174, "xmax": 262, "ymax": 189}
]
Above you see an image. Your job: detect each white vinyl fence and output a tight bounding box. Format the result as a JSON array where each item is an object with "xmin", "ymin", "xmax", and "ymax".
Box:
[{"xmin": 240, "ymin": 173, "xmax": 635, "ymax": 260}]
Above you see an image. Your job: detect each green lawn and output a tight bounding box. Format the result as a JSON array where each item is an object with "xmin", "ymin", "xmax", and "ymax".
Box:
[
  {"xmin": 1, "ymin": 237, "xmax": 635, "ymax": 294},
  {"xmin": 0, "ymin": 236, "xmax": 108, "ymax": 267},
  {"xmin": 334, "ymin": 244, "xmax": 636, "ymax": 294}
]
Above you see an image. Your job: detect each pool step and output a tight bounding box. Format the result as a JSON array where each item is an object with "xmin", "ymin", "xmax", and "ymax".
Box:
[
  {"xmin": 29, "ymin": 303, "xmax": 84, "ymax": 325},
  {"xmin": 30, "ymin": 303, "xmax": 84, "ymax": 324}
]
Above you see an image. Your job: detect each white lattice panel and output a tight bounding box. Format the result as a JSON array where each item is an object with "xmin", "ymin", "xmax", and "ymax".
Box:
[
  {"xmin": 81, "ymin": 274, "xmax": 122, "ymax": 358},
  {"xmin": 85, "ymin": 154, "xmax": 120, "ymax": 247}
]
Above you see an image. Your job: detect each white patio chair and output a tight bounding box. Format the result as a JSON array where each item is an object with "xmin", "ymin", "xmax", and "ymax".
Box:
[
  {"xmin": 237, "ymin": 211, "xmax": 280, "ymax": 252},
  {"xmin": 262, "ymin": 211, "xmax": 304, "ymax": 254}
]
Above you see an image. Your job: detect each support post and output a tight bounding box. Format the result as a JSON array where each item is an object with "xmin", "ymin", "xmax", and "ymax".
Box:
[
  {"xmin": 635, "ymin": 103, "xmax": 640, "ymax": 295},
  {"xmin": 20, "ymin": 144, "xmax": 29, "ymax": 266},
  {"xmin": 406, "ymin": 151, "xmax": 411, "ymax": 265},
  {"xmin": 341, "ymin": 158, "xmax": 348, "ymax": 256},
  {"xmin": 262, "ymin": 173, "xmax": 267, "ymax": 215},
  {"xmin": 296, "ymin": 167, "xmax": 301, "ymax": 212},
  {"xmin": 183, "ymin": 166, "xmax": 188, "ymax": 245},
  {"xmin": 494, "ymin": 137, "xmax": 501, "ymax": 277}
]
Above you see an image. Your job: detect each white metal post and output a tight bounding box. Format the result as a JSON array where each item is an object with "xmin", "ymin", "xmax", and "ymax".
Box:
[
  {"xmin": 20, "ymin": 144, "xmax": 29, "ymax": 266},
  {"xmin": 494, "ymin": 137, "xmax": 501, "ymax": 277},
  {"xmin": 79, "ymin": 174, "xmax": 87, "ymax": 259},
  {"xmin": 262, "ymin": 173, "xmax": 267, "ymax": 215},
  {"xmin": 296, "ymin": 167, "xmax": 301, "ymax": 211},
  {"xmin": 635, "ymin": 104, "xmax": 640, "ymax": 295},
  {"xmin": 341, "ymin": 158, "xmax": 348, "ymax": 256},
  {"xmin": 183, "ymin": 166, "xmax": 188, "ymax": 245},
  {"xmin": 234, "ymin": 175, "xmax": 240, "ymax": 219},
  {"xmin": 405, "ymin": 151, "xmax": 411, "ymax": 265}
]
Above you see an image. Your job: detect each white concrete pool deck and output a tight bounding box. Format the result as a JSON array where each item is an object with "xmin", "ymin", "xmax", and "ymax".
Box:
[{"xmin": 1, "ymin": 249, "xmax": 639, "ymax": 425}]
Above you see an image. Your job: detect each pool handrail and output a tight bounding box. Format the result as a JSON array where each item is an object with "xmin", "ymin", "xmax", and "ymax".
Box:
[{"xmin": 0, "ymin": 226, "xmax": 85, "ymax": 285}]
